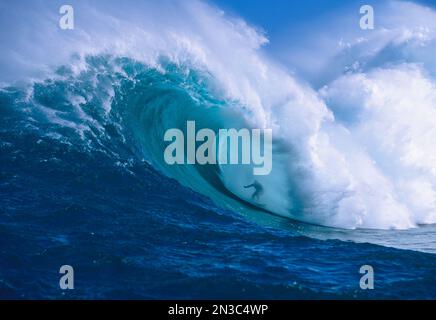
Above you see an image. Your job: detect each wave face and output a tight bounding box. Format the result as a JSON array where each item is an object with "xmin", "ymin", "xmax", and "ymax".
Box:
[{"xmin": 3, "ymin": 53, "xmax": 435, "ymax": 232}]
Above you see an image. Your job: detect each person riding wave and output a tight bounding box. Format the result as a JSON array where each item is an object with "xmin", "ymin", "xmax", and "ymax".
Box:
[{"xmin": 244, "ymin": 180, "xmax": 264, "ymax": 202}]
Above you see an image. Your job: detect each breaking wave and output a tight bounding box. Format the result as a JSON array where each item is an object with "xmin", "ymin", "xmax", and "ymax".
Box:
[{"xmin": 2, "ymin": 0, "xmax": 436, "ymax": 230}]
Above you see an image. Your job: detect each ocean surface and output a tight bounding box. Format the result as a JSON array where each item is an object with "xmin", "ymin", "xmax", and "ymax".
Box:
[
  {"xmin": 1, "ymin": 55, "xmax": 435, "ymax": 299},
  {"xmin": 1, "ymin": 0, "xmax": 436, "ymax": 299}
]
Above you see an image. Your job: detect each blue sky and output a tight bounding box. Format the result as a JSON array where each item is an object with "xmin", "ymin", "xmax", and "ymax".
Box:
[
  {"xmin": 209, "ymin": 0, "xmax": 436, "ymax": 86},
  {"xmin": 213, "ymin": 0, "xmax": 357, "ymax": 34},
  {"xmin": 212, "ymin": 0, "xmax": 436, "ymax": 40}
]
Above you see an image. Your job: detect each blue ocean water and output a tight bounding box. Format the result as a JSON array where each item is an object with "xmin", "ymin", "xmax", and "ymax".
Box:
[{"xmin": 0, "ymin": 55, "xmax": 435, "ymax": 299}]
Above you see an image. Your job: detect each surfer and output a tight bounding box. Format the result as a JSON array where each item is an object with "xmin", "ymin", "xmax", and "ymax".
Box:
[{"xmin": 244, "ymin": 180, "xmax": 264, "ymax": 202}]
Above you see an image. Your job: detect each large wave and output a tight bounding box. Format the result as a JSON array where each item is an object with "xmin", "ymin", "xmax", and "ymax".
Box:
[{"xmin": 2, "ymin": 0, "xmax": 436, "ymax": 230}]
